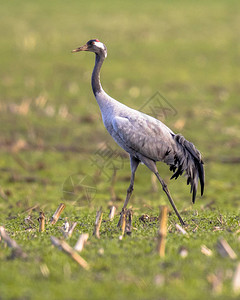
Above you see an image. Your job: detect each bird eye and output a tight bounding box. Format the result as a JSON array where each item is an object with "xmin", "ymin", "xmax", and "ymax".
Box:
[{"xmin": 87, "ymin": 41, "xmax": 94, "ymax": 46}]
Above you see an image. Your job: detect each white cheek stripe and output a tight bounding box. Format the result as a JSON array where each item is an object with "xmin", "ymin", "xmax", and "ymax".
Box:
[
  {"xmin": 93, "ymin": 41, "xmax": 105, "ymax": 50},
  {"xmin": 93, "ymin": 41, "xmax": 107, "ymax": 58}
]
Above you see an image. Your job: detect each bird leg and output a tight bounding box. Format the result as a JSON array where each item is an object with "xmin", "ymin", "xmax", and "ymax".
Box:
[
  {"xmin": 117, "ymin": 182, "xmax": 134, "ymax": 227},
  {"xmin": 155, "ymin": 172, "xmax": 185, "ymax": 226},
  {"xmin": 136, "ymin": 155, "xmax": 185, "ymax": 226},
  {"xmin": 117, "ymin": 156, "xmax": 140, "ymax": 227}
]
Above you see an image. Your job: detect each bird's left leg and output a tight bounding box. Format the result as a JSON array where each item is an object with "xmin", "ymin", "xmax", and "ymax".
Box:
[{"xmin": 117, "ymin": 156, "xmax": 140, "ymax": 227}]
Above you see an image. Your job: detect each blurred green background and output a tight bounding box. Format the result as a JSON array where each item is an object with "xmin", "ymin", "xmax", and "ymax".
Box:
[{"xmin": 0, "ymin": 0, "xmax": 240, "ymax": 299}]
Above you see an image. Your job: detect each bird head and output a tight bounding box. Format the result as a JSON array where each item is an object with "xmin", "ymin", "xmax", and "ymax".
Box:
[{"xmin": 72, "ymin": 39, "xmax": 107, "ymax": 58}]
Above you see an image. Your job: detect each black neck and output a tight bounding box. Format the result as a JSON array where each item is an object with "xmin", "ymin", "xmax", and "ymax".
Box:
[{"xmin": 91, "ymin": 54, "xmax": 105, "ymax": 95}]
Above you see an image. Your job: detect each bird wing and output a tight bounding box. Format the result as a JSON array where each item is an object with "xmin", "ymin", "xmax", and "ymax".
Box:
[
  {"xmin": 112, "ymin": 112, "xmax": 204, "ymax": 203},
  {"xmin": 112, "ymin": 113, "xmax": 175, "ymax": 162}
]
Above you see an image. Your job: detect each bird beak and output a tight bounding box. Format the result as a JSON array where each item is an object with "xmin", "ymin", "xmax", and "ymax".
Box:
[{"xmin": 72, "ymin": 44, "xmax": 88, "ymax": 53}]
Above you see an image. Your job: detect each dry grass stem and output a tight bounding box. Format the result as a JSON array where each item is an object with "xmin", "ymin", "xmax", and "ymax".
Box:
[
  {"xmin": 0, "ymin": 226, "xmax": 27, "ymax": 259},
  {"xmin": 74, "ymin": 233, "xmax": 89, "ymax": 252},
  {"xmin": 233, "ymin": 262, "xmax": 240, "ymax": 294},
  {"xmin": 217, "ymin": 238, "xmax": 237, "ymax": 259},
  {"xmin": 175, "ymin": 224, "xmax": 188, "ymax": 235},
  {"xmin": 207, "ymin": 272, "xmax": 223, "ymax": 294},
  {"xmin": 157, "ymin": 206, "xmax": 168, "ymax": 257},
  {"xmin": 93, "ymin": 207, "xmax": 103, "ymax": 239},
  {"xmin": 109, "ymin": 206, "xmax": 116, "ymax": 221},
  {"xmin": 40, "ymin": 264, "xmax": 50, "ymax": 278},
  {"xmin": 68, "ymin": 222, "xmax": 77, "ymax": 238},
  {"xmin": 201, "ymin": 245, "xmax": 213, "ymax": 256},
  {"xmin": 38, "ymin": 211, "xmax": 45, "ymax": 232},
  {"xmin": 50, "ymin": 203, "xmax": 66, "ymax": 225},
  {"xmin": 25, "ymin": 204, "xmax": 40, "ymax": 214},
  {"xmin": 61, "ymin": 221, "xmax": 77, "ymax": 239},
  {"xmin": 50, "ymin": 236, "xmax": 89, "ymax": 270}
]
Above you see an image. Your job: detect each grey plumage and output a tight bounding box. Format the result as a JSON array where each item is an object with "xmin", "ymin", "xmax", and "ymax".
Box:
[{"xmin": 72, "ymin": 39, "xmax": 205, "ymax": 225}]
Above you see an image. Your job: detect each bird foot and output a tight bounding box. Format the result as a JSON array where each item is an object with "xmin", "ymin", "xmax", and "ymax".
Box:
[{"xmin": 117, "ymin": 208, "xmax": 126, "ymax": 227}]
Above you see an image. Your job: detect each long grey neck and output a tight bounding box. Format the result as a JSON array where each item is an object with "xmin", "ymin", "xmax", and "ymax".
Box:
[
  {"xmin": 91, "ymin": 54, "xmax": 104, "ymax": 96},
  {"xmin": 91, "ymin": 53, "xmax": 121, "ymax": 114}
]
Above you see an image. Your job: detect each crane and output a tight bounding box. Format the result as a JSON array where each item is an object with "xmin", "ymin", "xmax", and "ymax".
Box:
[{"xmin": 72, "ymin": 39, "xmax": 205, "ymax": 226}]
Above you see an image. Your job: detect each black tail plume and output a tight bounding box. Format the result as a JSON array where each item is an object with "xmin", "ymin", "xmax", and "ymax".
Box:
[{"xmin": 170, "ymin": 134, "xmax": 205, "ymax": 203}]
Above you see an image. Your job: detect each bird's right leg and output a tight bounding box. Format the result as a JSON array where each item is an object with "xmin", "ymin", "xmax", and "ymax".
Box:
[
  {"xmin": 117, "ymin": 156, "xmax": 140, "ymax": 227},
  {"xmin": 138, "ymin": 155, "xmax": 185, "ymax": 226}
]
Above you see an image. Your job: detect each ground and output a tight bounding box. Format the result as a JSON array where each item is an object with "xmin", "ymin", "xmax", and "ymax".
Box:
[{"xmin": 0, "ymin": 0, "xmax": 240, "ymax": 299}]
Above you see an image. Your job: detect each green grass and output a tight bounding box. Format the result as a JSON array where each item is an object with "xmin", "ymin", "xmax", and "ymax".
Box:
[{"xmin": 0, "ymin": 0, "xmax": 240, "ymax": 299}]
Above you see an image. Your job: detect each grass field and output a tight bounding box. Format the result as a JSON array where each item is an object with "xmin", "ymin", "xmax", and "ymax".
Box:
[{"xmin": 0, "ymin": 0, "xmax": 240, "ymax": 299}]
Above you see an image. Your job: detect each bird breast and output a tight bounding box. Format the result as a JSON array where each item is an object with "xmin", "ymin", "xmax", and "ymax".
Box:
[{"xmin": 95, "ymin": 91, "xmax": 176, "ymax": 163}]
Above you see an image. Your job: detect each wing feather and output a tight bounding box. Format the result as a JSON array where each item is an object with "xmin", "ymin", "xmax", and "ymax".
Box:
[{"xmin": 112, "ymin": 114, "xmax": 175, "ymax": 162}]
